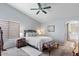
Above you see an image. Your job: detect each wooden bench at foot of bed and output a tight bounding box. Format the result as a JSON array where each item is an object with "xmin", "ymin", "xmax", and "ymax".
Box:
[{"xmin": 42, "ymin": 42, "xmax": 59, "ymax": 56}]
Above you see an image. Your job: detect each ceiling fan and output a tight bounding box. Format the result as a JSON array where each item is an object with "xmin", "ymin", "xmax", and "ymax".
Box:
[{"xmin": 30, "ymin": 3, "xmax": 51, "ymax": 15}]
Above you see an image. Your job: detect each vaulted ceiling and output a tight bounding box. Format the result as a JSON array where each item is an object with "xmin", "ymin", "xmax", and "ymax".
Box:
[{"xmin": 8, "ymin": 3, "xmax": 79, "ymax": 23}]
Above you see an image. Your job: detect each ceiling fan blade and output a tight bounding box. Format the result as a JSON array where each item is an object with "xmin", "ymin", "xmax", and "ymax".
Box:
[
  {"xmin": 36, "ymin": 11, "xmax": 40, "ymax": 15},
  {"xmin": 43, "ymin": 6, "xmax": 51, "ymax": 9},
  {"xmin": 30, "ymin": 8, "xmax": 38, "ymax": 10},
  {"xmin": 38, "ymin": 3, "xmax": 41, "ymax": 8},
  {"xmin": 42, "ymin": 10, "xmax": 47, "ymax": 14}
]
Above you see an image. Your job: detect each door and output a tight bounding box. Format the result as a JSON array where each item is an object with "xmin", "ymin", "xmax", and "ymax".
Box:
[
  {"xmin": 67, "ymin": 21, "xmax": 79, "ymax": 53},
  {"xmin": 67, "ymin": 22, "xmax": 79, "ymax": 41}
]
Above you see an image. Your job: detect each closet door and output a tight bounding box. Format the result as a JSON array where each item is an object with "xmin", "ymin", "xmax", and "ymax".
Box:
[
  {"xmin": 9, "ymin": 21, "xmax": 20, "ymax": 39},
  {"xmin": 0, "ymin": 21, "xmax": 9, "ymax": 41}
]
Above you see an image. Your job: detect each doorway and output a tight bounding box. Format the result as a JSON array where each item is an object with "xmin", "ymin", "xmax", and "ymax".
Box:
[{"xmin": 67, "ymin": 21, "xmax": 79, "ymax": 41}]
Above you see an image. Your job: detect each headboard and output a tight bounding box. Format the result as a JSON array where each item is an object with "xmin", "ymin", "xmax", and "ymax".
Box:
[{"xmin": 24, "ymin": 30, "xmax": 37, "ymax": 37}]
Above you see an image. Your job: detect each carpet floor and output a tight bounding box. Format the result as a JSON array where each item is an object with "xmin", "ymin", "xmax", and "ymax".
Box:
[{"xmin": 1, "ymin": 46, "xmax": 73, "ymax": 56}]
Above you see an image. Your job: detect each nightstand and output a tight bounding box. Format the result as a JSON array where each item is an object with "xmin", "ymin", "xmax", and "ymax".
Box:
[{"xmin": 16, "ymin": 38, "xmax": 27, "ymax": 48}]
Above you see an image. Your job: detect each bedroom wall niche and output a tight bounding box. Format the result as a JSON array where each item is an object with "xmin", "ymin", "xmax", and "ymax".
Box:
[{"xmin": 0, "ymin": 20, "xmax": 20, "ymax": 41}]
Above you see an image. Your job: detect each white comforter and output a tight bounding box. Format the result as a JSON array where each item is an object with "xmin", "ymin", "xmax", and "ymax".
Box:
[{"xmin": 25, "ymin": 36, "xmax": 54, "ymax": 50}]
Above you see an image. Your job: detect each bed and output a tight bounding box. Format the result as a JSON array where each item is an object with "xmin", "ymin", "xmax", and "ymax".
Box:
[{"xmin": 24, "ymin": 30, "xmax": 55, "ymax": 51}]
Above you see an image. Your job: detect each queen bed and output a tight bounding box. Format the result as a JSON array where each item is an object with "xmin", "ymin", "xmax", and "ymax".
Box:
[
  {"xmin": 1, "ymin": 30, "xmax": 56, "ymax": 56},
  {"xmin": 24, "ymin": 30, "xmax": 55, "ymax": 51}
]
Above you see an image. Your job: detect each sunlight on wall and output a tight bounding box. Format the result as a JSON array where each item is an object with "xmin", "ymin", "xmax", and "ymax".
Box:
[
  {"xmin": 36, "ymin": 27, "xmax": 45, "ymax": 35},
  {"xmin": 69, "ymin": 21, "xmax": 79, "ymax": 32},
  {"xmin": 20, "ymin": 33, "xmax": 24, "ymax": 38}
]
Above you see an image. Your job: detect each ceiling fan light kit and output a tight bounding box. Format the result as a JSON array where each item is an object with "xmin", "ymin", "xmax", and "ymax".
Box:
[{"xmin": 30, "ymin": 3, "xmax": 51, "ymax": 15}]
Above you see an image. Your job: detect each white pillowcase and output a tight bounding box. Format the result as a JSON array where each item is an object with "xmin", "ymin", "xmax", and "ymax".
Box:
[{"xmin": 26, "ymin": 32, "xmax": 38, "ymax": 37}]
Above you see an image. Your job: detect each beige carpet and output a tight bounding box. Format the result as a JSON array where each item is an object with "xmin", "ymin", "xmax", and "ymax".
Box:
[
  {"xmin": 41, "ymin": 46, "xmax": 73, "ymax": 56},
  {"xmin": 2, "ymin": 46, "xmax": 73, "ymax": 56}
]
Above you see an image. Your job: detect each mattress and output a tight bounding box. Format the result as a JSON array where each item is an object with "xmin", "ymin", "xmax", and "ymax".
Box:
[{"xmin": 25, "ymin": 36, "xmax": 54, "ymax": 50}]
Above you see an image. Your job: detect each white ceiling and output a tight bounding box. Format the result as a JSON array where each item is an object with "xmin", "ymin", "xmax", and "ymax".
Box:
[{"xmin": 8, "ymin": 3, "xmax": 79, "ymax": 23}]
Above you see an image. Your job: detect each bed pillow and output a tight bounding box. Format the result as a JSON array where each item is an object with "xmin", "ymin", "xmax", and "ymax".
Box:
[
  {"xmin": 4, "ymin": 39, "xmax": 17, "ymax": 49},
  {"xmin": 26, "ymin": 32, "xmax": 38, "ymax": 37}
]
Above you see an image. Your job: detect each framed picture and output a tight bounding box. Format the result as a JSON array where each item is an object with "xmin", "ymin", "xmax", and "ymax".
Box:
[{"xmin": 47, "ymin": 25, "xmax": 55, "ymax": 32}]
